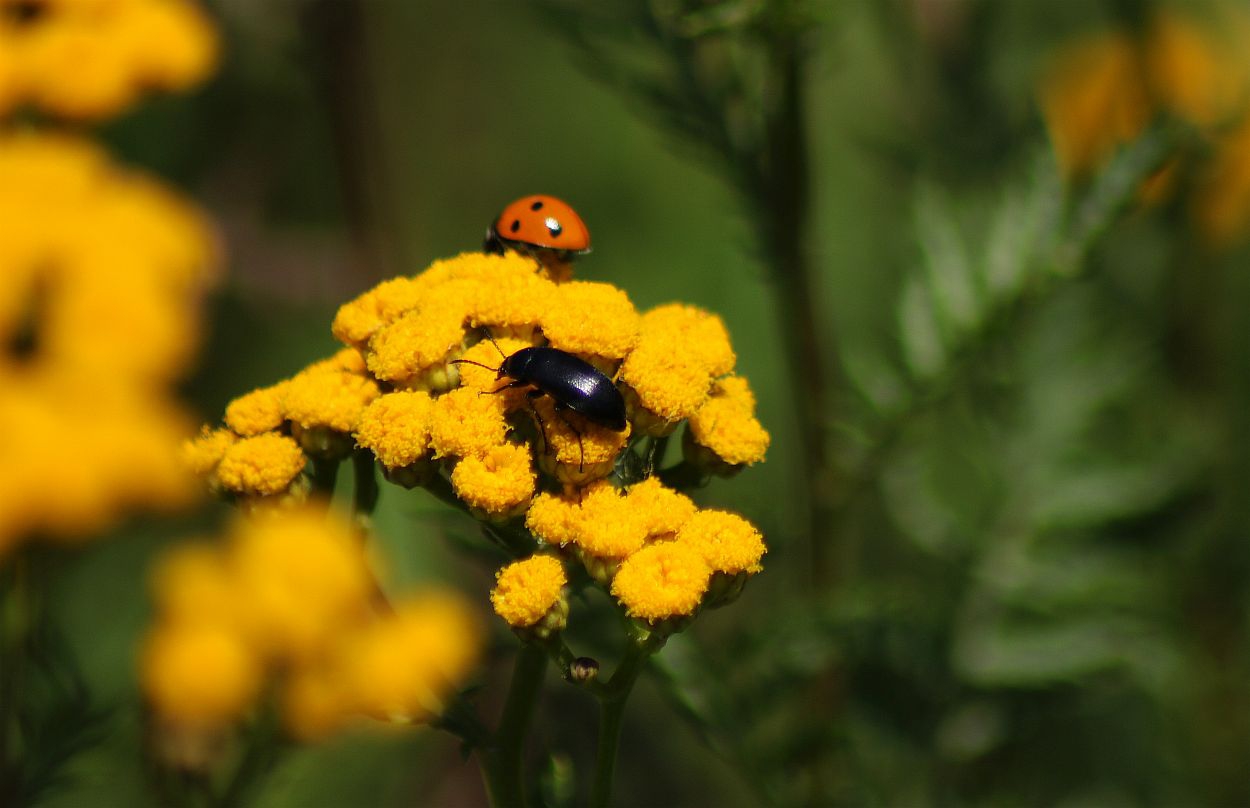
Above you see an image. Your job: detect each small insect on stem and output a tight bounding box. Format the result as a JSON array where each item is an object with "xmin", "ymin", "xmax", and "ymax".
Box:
[{"xmin": 449, "ymin": 336, "xmax": 627, "ymax": 472}]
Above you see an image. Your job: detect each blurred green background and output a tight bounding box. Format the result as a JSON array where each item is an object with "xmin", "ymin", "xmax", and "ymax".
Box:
[{"xmin": 35, "ymin": 0, "xmax": 1250, "ymax": 805}]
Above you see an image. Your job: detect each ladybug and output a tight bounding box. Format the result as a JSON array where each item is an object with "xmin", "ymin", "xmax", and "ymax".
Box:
[{"xmin": 484, "ymin": 195, "xmax": 591, "ymax": 267}]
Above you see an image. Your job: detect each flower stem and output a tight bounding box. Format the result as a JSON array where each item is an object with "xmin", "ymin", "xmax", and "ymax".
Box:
[
  {"xmin": 309, "ymin": 456, "xmax": 340, "ymax": 496},
  {"xmin": 352, "ymin": 448, "xmax": 379, "ymax": 517},
  {"xmin": 590, "ymin": 640, "xmax": 654, "ymax": 808},
  {"xmin": 484, "ymin": 642, "xmax": 548, "ymax": 808}
]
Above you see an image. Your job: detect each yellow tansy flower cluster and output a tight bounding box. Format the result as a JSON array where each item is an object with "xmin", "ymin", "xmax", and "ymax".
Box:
[
  {"xmin": 184, "ymin": 348, "xmax": 380, "ymax": 501},
  {"xmin": 142, "ymin": 506, "xmax": 482, "ymax": 739},
  {"xmin": 0, "ymin": 0, "xmax": 218, "ymax": 120},
  {"xmin": 1039, "ymin": 9, "xmax": 1250, "ymax": 244},
  {"xmin": 521, "ymin": 477, "xmax": 765, "ymax": 622},
  {"xmin": 0, "ymin": 132, "xmax": 218, "ymax": 555},
  {"xmin": 202, "ymin": 244, "xmax": 769, "ymax": 642}
]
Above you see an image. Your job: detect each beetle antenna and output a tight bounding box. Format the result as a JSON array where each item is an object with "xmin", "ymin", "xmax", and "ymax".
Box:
[
  {"xmin": 484, "ymin": 333, "xmax": 508, "ymax": 361},
  {"xmin": 448, "ymin": 358, "xmax": 499, "ymax": 372}
]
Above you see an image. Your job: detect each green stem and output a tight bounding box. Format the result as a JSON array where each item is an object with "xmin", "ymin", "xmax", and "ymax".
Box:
[
  {"xmin": 309, "ymin": 456, "xmax": 340, "ymax": 496},
  {"xmin": 215, "ymin": 706, "xmax": 285, "ymax": 808},
  {"xmin": 352, "ymin": 448, "xmax": 379, "ymax": 517},
  {"xmin": 0, "ymin": 556, "xmax": 26, "ymax": 805},
  {"xmin": 590, "ymin": 641, "xmax": 655, "ymax": 808},
  {"xmin": 484, "ymin": 642, "xmax": 548, "ymax": 808}
]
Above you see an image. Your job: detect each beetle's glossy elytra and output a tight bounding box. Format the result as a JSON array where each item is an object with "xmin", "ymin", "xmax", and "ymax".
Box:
[{"xmin": 499, "ymin": 347, "xmax": 626, "ymax": 431}]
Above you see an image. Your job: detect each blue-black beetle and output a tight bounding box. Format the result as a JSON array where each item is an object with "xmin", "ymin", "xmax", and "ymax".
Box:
[{"xmin": 450, "ymin": 338, "xmax": 627, "ymax": 471}]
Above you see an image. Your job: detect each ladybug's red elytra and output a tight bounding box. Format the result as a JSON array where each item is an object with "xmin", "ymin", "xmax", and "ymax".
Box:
[{"xmin": 484, "ymin": 195, "xmax": 592, "ymax": 256}]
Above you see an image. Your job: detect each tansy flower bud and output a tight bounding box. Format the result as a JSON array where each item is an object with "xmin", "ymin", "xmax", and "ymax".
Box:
[
  {"xmin": 684, "ymin": 375, "xmax": 770, "ymax": 474},
  {"xmin": 355, "ymin": 390, "xmax": 436, "ymax": 486},
  {"xmin": 626, "ymin": 477, "xmax": 697, "ymax": 541},
  {"xmin": 539, "ymin": 281, "xmax": 639, "ymax": 362},
  {"xmin": 611, "ymin": 542, "xmax": 712, "ymax": 623},
  {"xmin": 676, "ymin": 509, "xmax": 766, "ymax": 576},
  {"xmin": 491, "ymin": 555, "xmax": 569, "ymax": 637},
  {"xmin": 429, "ymin": 386, "xmax": 510, "ymax": 459},
  {"xmin": 214, "ymin": 433, "xmax": 307, "ymax": 498},
  {"xmin": 620, "ymin": 304, "xmax": 734, "ymax": 436},
  {"xmin": 526, "ymin": 482, "xmax": 647, "ymax": 581},
  {"xmin": 451, "ymin": 442, "xmax": 536, "ymax": 522},
  {"xmin": 224, "ymin": 383, "xmax": 287, "ymax": 437}
]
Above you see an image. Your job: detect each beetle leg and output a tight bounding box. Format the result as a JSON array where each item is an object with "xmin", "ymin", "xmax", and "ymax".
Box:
[
  {"xmin": 553, "ymin": 404, "xmax": 585, "ymax": 473},
  {"xmin": 525, "ymin": 390, "xmax": 551, "ymax": 455}
]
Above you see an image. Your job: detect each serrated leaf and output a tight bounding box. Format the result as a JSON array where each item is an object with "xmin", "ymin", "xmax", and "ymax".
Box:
[
  {"xmin": 914, "ymin": 182, "xmax": 981, "ymax": 335},
  {"xmin": 898, "ymin": 276, "xmax": 947, "ymax": 378}
]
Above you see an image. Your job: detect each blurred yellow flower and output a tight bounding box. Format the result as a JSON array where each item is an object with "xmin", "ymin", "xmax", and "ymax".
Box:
[
  {"xmin": 144, "ymin": 507, "xmax": 484, "ymax": 739},
  {"xmin": 1039, "ymin": 9, "xmax": 1250, "ymax": 244},
  {"xmin": 0, "ymin": 0, "xmax": 218, "ymax": 120},
  {"xmin": 229, "ymin": 508, "xmax": 373, "ymax": 662},
  {"xmin": 141, "ymin": 621, "xmax": 262, "ymax": 729}
]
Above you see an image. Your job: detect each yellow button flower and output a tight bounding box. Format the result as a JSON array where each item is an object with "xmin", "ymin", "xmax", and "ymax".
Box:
[
  {"xmin": 355, "ymin": 390, "xmax": 435, "ymax": 470},
  {"xmin": 490, "ymin": 555, "xmax": 568, "ymax": 628},
  {"xmin": 527, "ymin": 482, "xmax": 646, "ymax": 561},
  {"xmin": 366, "ymin": 304, "xmax": 468, "ymax": 387},
  {"xmin": 540, "ymin": 281, "xmax": 639, "ymax": 361},
  {"xmin": 429, "ymin": 386, "xmax": 509, "ymax": 459},
  {"xmin": 224, "ymin": 383, "xmax": 287, "ymax": 436},
  {"xmin": 620, "ymin": 304, "xmax": 735, "ymax": 429},
  {"xmin": 451, "ymin": 442, "xmax": 536, "ymax": 519},
  {"xmin": 676, "ymin": 509, "xmax": 766, "ymax": 575},
  {"xmin": 532, "ymin": 395, "xmax": 631, "ymax": 484},
  {"xmin": 626, "ymin": 477, "xmax": 697, "ymax": 539},
  {"xmin": 283, "ymin": 364, "xmax": 380, "ymax": 434},
  {"xmin": 611, "ymin": 542, "xmax": 712, "ymax": 622},
  {"xmin": 687, "ymin": 375, "xmax": 770, "ymax": 468},
  {"xmin": 332, "ymin": 276, "xmax": 426, "ymax": 348},
  {"xmin": 215, "ymin": 433, "xmax": 306, "ymax": 497}
]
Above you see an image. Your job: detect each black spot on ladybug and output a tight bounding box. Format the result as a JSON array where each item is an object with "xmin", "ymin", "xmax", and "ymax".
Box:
[
  {"xmin": 530, "ymin": 200, "xmax": 544, "ymax": 211},
  {"xmin": 545, "ymin": 217, "xmax": 563, "ymax": 237},
  {"xmin": 510, "ymin": 219, "xmax": 521, "ymax": 233}
]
